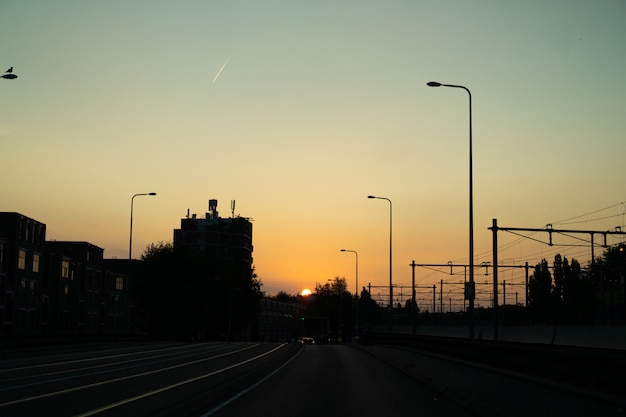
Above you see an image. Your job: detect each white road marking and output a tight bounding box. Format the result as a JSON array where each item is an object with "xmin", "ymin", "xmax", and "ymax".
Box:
[
  {"xmin": 0, "ymin": 344, "xmax": 260, "ymax": 409},
  {"xmin": 199, "ymin": 346, "xmax": 302, "ymax": 416},
  {"xmin": 74, "ymin": 343, "xmax": 287, "ymax": 417}
]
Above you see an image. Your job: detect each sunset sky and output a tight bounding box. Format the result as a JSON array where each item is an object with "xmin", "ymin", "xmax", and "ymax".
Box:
[{"xmin": 2, "ymin": 1, "xmax": 625, "ymax": 305}]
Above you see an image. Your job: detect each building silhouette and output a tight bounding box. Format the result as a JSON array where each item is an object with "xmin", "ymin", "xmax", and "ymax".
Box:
[
  {"xmin": 0, "ymin": 202, "xmax": 259, "ymax": 342},
  {"xmin": 173, "ymin": 199, "xmax": 253, "ymax": 283},
  {"xmin": 0, "ymin": 212, "xmax": 131, "ymax": 340},
  {"xmin": 172, "ymin": 200, "xmax": 256, "ymax": 340}
]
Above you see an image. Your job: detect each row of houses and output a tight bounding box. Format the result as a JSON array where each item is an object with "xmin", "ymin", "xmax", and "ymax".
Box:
[
  {"xmin": 0, "ymin": 212, "xmax": 134, "ymax": 340},
  {"xmin": 1, "ymin": 203, "xmax": 299, "ymax": 343}
]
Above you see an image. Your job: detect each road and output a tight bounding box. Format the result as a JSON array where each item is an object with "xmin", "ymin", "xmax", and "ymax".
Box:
[
  {"xmin": 1, "ymin": 341, "xmax": 622, "ymax": 416},
  {"xmin": 0, "ymin": 341, "xmax": 469, "ymax": 417},
  {"xmin": 207, "ymin": 343, "xmax": 471, "ymax": 417},
  {"xmin": 0, "ymin": 342, "xmax": 296, "ymax": 417}
]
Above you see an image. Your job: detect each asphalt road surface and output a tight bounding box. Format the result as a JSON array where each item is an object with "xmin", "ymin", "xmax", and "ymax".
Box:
[
  {"xmin": 0, "ymin": 341, "xmax": 469, "ymax": 417},
  {"xmin": 0, "ymin": 342, "xmax": 297, "ymax": 417},
  {"xmin": 207, "ymin": 343, "xmax": 471, "ymax": 417},
  {"xmin": 2, "ymin": 341, "xmax": 621, "ymax": 416}
]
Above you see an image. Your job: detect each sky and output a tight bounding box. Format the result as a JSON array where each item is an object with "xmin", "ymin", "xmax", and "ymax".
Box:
[{"xmin": 2, "ymin": 1, "xmax": 625, "ymax": 305}]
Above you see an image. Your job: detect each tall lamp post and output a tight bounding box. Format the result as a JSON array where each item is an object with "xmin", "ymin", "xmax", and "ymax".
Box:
[
  {"xmin": 129, "ymin": 192, "xmax": 157, "ymax": 261},
  {"xmin": 368, "ymin": 195, "xmax": 393, "ymax": 333},
  {"xmin": 427, "ymin": 81, "xmax": 475, "ymax": 339},
  {"xmin": 127, "ymin": 192, "xmax": 156, "ymax": 334},
  {"xmin": 340, "ymin": 249, "xmax": 359, "ymax": 340}
]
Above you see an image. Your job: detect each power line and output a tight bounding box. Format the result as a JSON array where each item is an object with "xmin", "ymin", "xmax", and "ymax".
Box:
[{"xmin": 550, "ymin": 201, "xmax": 626, "ymax": 226}]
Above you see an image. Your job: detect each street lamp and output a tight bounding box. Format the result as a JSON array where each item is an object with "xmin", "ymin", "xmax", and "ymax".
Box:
[
  {"xmin": 340, "ymin": 249, "xmax": 359, "ymax": 339},
  {"xmin": 427, "ymin": 80, "xmax": 475, "ymax": 339},
  {"xmin": 1, "ymin": 66, "xmax": 17, "ymax": 79},
  {"xmin": 129, "ymin": 192, "xmax": 157, "ymax": 261},
  {"xmin": 368, "ymin": 195, "xmax": 393, "ymax": 333}
]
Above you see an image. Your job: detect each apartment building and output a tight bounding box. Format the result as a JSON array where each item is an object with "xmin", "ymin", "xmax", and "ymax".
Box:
[
  {"xmin": 0, "ymin": 213, "xmax": 46, "ymax": 336},
  {"xmin": 173, "ymin": 199, "xmax": 253, "ymax": 282},
  {"xmin": 0, "ymin": 212, "xmax": 130, "ymax": 339}
]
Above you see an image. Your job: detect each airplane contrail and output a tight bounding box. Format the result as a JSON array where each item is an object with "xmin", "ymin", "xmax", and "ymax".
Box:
[{"xmin": 213, "ymin": 57, "xmax": 230, "ymax": 83}]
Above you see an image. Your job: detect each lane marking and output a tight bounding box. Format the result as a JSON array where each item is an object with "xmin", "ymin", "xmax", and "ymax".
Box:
[
  {"xmin": 74, "ymin": 343, "xmax": 288, "ymax": 417},
  {"xmin": 199, "ymin": 346, "xmax": 302, "ymax": 416},
  {"xmin": 0, "ymin": 343, "xmax": 214, "ymax": 373},
  {"xmin": 0, "ymin": 343, "xmax": 234, "ymax": 390},
  {"xmin": 0, "ymin": 344, "xmax": 260, "ymax": 408}
]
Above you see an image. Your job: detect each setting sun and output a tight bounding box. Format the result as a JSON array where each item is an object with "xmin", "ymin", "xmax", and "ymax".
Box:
[{"xmin": 301, "ymin": 289, "xmax": 312, "ymax": 296}]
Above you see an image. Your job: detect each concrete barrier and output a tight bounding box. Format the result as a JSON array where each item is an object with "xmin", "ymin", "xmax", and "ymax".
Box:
[{"xmin": 372, "ymin": 324, "xmax": 626, "ymax": 350}]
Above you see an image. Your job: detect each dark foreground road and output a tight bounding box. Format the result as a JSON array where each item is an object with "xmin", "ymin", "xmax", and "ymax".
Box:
[
  {"xmin": 0, "ymin": 341, "xmax": 469, "ymax": 417},
  {"xmin": 1, "ymin": 341, "xmax": 622, "ymax": 417},
  {"xmin": 208, "ymin": 343, "xmax": 624, "ymax": 417},
  {"xmin": 0, "ymin": 342, "xmax": 296, "ymax": 417},
  {"xmin": 207, "ymin": 343, "xmax": 470, "ymax": 417}
]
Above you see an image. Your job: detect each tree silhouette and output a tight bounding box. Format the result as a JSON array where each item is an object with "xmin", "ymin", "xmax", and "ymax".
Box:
[
  {"xmin": 358, "ymin": 286, "xmax": 381, "ymax": 326},
  {"xmin": 135, "ymin": 241, "xmax": 262, "ymax": 340},
  {"xmin": 528, "ymin": 253, "xmax": 612, "ymax": 324},
  {"xmin": 528, "ymin": 258, "xmax": 553, "ymax": 323},
  {"xmin": 136, "ymin": 242, "xmax": 209, "ymax": 339},
  {"xmin": 586, "ymin": 244, "xmax": 626, "ymax": 324}
]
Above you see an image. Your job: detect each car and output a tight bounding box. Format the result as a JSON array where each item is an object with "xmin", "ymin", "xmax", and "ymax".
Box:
[{"xmin": 298, "ymin": 337, "xmax": 316, "ymax": 345}]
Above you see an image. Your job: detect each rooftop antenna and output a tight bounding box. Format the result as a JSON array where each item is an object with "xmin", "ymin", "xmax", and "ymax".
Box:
[{"xmin": 231, "ymin": 200, "xmax": 236, "ymax": 218}]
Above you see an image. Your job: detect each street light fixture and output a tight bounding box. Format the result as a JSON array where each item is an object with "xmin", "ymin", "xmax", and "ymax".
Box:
[
  {"xmin": 2, "ymin": 66, "xmax": 17, "ymax": 79},
  {"xmin": 129, "ymin": 192, "xmax": 157, "ymax": 261},
  {"xmin": 341, "ymin": 249, "xmax": 359, "ymax": 339},
  {"xmin": 368, "ymin": 195, "xmax": 393, "ymax": 333},
  {"xmin": 427, "ymin": 80, "xmax": 475, "ymax": 339}
]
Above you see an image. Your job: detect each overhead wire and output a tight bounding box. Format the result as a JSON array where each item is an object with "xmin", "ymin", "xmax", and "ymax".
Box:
[
  {"xmin": 549, "ymin": 201, "xmax": 626, "ymax": 226},
  {"xmin": 411, "ymin": 202, "xmax": 626, "ymax": 312}
]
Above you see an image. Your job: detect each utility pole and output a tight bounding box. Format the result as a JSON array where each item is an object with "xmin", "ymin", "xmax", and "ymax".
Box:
[
  {"xmin": 492, "ymin": 218, "xmax": 499, "ymax": 342},
  {"xmin": 440, "ymin": 279, "xmax": 444, "ymax": 321},
  {"xmin": 432, "ymin": 285, "xmax": 436, "ymax": 316},
  {"xmin": 410, "ymin": 260, "xmax": 417, "ymax": 335}
]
